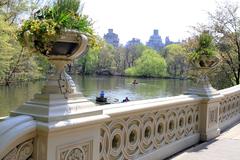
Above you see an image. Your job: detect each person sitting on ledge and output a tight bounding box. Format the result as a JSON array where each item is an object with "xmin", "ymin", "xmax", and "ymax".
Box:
[
  {"xmin": 122, "ymin": 97, "xmax": 130, "ymax": 102},
  {"xmin": 132, "ymin": 79, "xmax": 138, "ymax": 85}
]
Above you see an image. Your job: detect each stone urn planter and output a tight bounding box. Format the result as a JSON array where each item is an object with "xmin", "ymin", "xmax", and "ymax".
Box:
[
  {"xmin": 12, "ymin": 0, "xmax": 102, "ymax": 122},
  {"xmin": 11, "ymin": 30, "xmax": 101, "ymax": 122},
  {"xmin": 191, "ymin": 55, "xmax": 220, "ymax": 68},
  {"xmin": 185, "ymin": 31, "xmax": 222, "ymax": 97},
  {"xmin": 40, "ymin": 30, "xmax": 88, "ymax": 97},
  {"xmin": 185, "ymin": 55, "xmax": 221, "ymax": 97}
]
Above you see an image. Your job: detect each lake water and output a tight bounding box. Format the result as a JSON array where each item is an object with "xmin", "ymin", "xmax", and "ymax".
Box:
[{"xmin": 0, "ymin": 76, "xmax": 193, "ymax": 117}]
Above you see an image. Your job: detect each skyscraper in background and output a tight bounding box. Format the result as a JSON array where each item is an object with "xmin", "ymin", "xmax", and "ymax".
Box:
[
  {"xmin": 146, "ymin": 29, "xmax": 164, "ymax": 51},
  {"xmin": 103, "ymin": 29, "xmax": 119, "ymax": 47},
  {"xmin": 125, "ymin": 38, "xmax": 142, "ymax": 48},
  {"xmin": 165, "ymin": 36, "xmax": 173, "ymax": 46}
]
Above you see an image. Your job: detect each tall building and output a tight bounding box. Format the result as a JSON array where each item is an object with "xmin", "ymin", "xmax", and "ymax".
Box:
[
  {"xmin": 165, "ymin": 36, "xmax": 173, "ymax": 46},
  {"xmin": 125, "ymin": 38, "xmax": 142, "ymax": 48},
  {"xmin": 146, "ymin": 29, "xmax": 164, "ymax": 51},
  {"xmin": 103, "ymin": 29, "xmax": 119, "ymax": 47}
]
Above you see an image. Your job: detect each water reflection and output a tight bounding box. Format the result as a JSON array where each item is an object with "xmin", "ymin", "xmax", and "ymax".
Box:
[
  {"xmin": 0, "ymin": 81, "xmax": 44, "ymax": 117},
  {"xmin": 0, "ymin": 76, "xmax": 193, "ymax": 117},
  {"xmin": 75, "ymin": 76, "xmax": 192, "ymax": 102}
]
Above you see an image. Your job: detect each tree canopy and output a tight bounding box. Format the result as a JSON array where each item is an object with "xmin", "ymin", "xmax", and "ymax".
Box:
[{"xmin": 125, "ymin": 48, "xmax": 167, "ymax": 77}]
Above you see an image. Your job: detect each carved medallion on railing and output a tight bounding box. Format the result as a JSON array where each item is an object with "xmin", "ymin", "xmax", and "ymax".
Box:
[
  {"xmin": 57, "ymin": 140, "xmax": 92, "ymax": 160},
  {"xmin": 100, "ymin": 104, "xmax": 200, "ymax": 160},
  {"xmin": 2, "ymin": 139, "xmax": 34, "ymax": 160}
]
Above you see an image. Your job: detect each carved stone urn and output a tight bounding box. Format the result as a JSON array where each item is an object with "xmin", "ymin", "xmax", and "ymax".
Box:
[
  {"xmin": 11, "ymin": 30, "xmax": 101, "ymax": 122},
  {"xmin": 42, "ymin": 30, "xmax": 88, "ymax": 97},
  {"xmin": 185, "ymin": 55, "xmax": 221, "ymax": 97}
]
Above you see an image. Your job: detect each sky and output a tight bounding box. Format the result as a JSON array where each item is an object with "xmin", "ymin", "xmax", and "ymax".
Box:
[{"xmin": 81, "ymin": 0, "xmax": 223, "ymax": 45}]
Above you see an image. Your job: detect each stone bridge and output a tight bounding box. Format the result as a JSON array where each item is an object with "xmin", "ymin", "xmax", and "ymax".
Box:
[{"xmin": 1, "ymin": 85, "xmax": 240, "ymax": 160}]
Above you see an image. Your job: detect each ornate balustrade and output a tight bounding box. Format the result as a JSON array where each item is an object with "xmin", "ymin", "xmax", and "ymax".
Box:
[
  {"xmin": 0, "ymin": 115, "xmax": 36, "ymax": 160},
  {"xmin": 1, "ymin": 86, "xmax": 240, "ymax": 160},
  {"xmin": 99, "ymin": 96, "xmax": 201, "ymax": 160},
  {"xmin": 218, "ymin": 86, "xmax": 240, "ymax": 131}
]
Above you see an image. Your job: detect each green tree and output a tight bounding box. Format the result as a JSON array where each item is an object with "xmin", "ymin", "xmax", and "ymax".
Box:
[
  {"xmin": 125, "ymin": 44, "xmax": 145, "ymax": 68},
  {"xmin": 78, "ymin": 48, "xmax": 99, "ymax": 74},
  {"xmin": 125, "ymin": 48, "xmax": 167, "ymax": 77},
  {"xmin": 209, "ymin": 2, "xmax": 240, "ymax": 85},
  {"xmin": 163, "ymin": 44, "xmax": 188, "ymax": 78},
  {"xmin": 113, "ymin": 46, "xmax": 126, "ymax": 73},
  {"xmin": 0, "ymin": 15, "xmax": 20, "ymax": 83},
  {"xmin": 97, "ymin": 43, "xmax": 115, "ymax": 72},
  {"xmin": 0, "ymin": 0, "xmax": 30, "ymax": 24},
  {"xmin": 0, "ymin": 1, "xmax": 49, "ymax": 85}
]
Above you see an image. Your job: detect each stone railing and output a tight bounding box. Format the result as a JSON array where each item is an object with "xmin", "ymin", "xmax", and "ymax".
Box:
[
  {"xmin": 1, "ymin": 85, "xmax": 240, "ymax": 160},
  {"xmin": 218, "ymin": 86, "xmax": 240, "ymax": 131},
  {"xmin": 0, "ymin": 115, "xmax": 36, "ymax": 160},
  {"xmin": 99, "ymin": 95, "xmax": 201, "ymax": 160}
]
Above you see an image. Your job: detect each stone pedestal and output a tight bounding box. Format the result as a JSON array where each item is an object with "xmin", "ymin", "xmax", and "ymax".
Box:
[
  {"xmin": 11, "ymin": 93, "xmax": 102, "ymax": 122},
  {"xmin": 35, "ymin": 121, "xmax": 101, "ymax": 160},
  {"xmin": 11, "ymin": 33, "xmax": 101, "ymax": 122},
  {"xmin": 185, "ymin": 72, "xmax": 221, "ymax": 141},
  {"xmin": 199, "ymin": 95, "xmax": 222, "ymax": 141},
  {"xmin": 10, "ymin": 64, "xmax": 102, "ymax": 122},
  {"xmin": 9, "ymin": 32, "xmax": 103, "ymax": 160},
  {"xmin": 185, "ymin": 74, "xmax": 219, "ymax": 97}
]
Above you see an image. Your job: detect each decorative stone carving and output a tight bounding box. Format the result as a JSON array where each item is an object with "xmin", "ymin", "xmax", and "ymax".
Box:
[
  {"xmin": 40, "ymin": 31, "xmax": 88, "ymax": 97},
  {"xmin": 3, "ymin": 139, "xmax": 34, "ymax": 160},
  {"xmin": 66, "ymin": 148, "xmax": 84, "ymax": 160},
  {"xmin": 219, "ymin": 94, "xmax": 240, "ymax": 126},
  {"xmin": 208, "ymin": 104, "xmax": 218, "ymax": 128},
  {"xmin": 58, "ymin": 140, "xmax": 92, "ymax": 160},
  {"xmin": 185, "ymin": 55, "xmax": 220, "ymax": 97},
  {"xmin": 2, "ymin": 148, "xmax": 17, "ymax": 160},
  {"xmin": 100, "ymin": 104, "xmax": 200, "ymax": 160}
]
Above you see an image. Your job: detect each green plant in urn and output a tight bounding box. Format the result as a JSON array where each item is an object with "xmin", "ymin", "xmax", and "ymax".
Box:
[
  {"xmin": 17, "ymin": 0, "xmax": 98, "ymax": 96},
  {"xmin": 189, "ymin": 31, "xmax": 219, "ymax": 68},
  {"xmin": 186, "ymin": 31, "xmax": 220, "ymax": 97}
]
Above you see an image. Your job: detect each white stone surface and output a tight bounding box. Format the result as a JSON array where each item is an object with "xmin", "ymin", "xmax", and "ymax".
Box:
[
  {"xmin": 0, "ymin": 115, "xmax": 36, "ymax": 159},
  {"xmin": 11, "ymin": 93, "xmax": 102, "ymax": 122},
  {"xmin": 172, "ymin": 122, "xmax": 240, "ymax": 160}
]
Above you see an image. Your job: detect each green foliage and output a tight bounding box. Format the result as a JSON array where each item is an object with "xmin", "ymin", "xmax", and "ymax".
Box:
[
  {"xmin": 0, "ymin": 15, "xmax": 20, "ymax": 80},
  {"xmin": 125, "ymin": 44, "xmax": 146, "ymax": 68},
  {"xmin": 34, "ymin": 54, "xmax": 51, "ymax": 75},
  {"xmin": 208, "ymin": 64, "xmax": 234, "ymax": 89},
  {"xmin": 112, "ymin": 46, "xmax": 125, "ymax": 73},
  {"xmin": 208, "ymin": 2, "xmax": 240, "ymax": 85},
  {"xmin": 0, "ymin": 0, "xmax": 29, "ymax": 24},
  {"xmin": 125, "ymin": 49, "xmax": 167, "ymax": 77},
  {"xmin": 17, "ymin": 0, "xmax": 98, "ymax": 55},
  {"xmin": 97, "ymin": 43, "xmax": 115, "ymax": 70},
  {"xmin": 164, "ymin": 44, "xmax": 188, "ymax": 77},
  {"xmin": 124, "ymin": 67, "xmax": 137, "ymax": 76},
  {"xmin": 17, "ymin": 19, "xmax": 58, "ymax": 54},
  {"xmin": 189, "ymin": 31, "xmax": 216, "ymax": 61},
  {"xmin": 78, "ymin": 48, "xmax": 99, "ymax": 74},
  {"xmin": 164, "ymin": 44, "xmax": 187, "ymax": 61},
  {"xmin": 0, "ymin": 1, "xmax": 50, "ymax": 85}
]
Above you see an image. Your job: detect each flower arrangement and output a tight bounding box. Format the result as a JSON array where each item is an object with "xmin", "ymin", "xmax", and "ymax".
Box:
[{"xmin": 17, "ymin": 0, "xmax": 97, "ymax": 55}]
